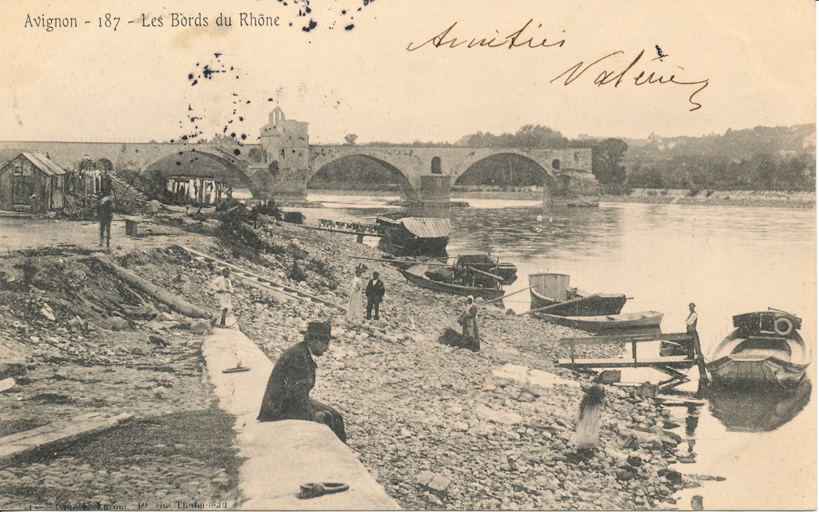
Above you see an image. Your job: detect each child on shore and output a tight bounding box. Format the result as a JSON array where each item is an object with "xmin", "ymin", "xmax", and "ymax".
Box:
[{"xmin": 209, "ymin": 268, "xmax": 233, "ymax": 328}]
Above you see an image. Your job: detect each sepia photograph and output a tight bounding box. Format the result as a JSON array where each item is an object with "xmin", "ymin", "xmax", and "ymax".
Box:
[{"xmin": 0, "ymin": 0, "xmax": 816, "ymax": 510}]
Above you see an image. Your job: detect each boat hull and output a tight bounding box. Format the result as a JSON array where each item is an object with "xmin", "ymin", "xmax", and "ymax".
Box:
[
  {"xmin": 530, "ymin": 289, "xmax": 628, "ymax": 316},
  {"xmin": 534, "ymin": 311, "xmax": 663, "ymax": 332},
  {"xmin": 399, "ymin": 265, "xmax": 505, "ymax": 300},
  {"xmin": 706, "ymin": 329, "xmax": 810, "ymax": 388}
]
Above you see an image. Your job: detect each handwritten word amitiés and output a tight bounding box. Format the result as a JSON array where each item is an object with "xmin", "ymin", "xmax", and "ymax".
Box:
[
  {"xmin": 551, "ymin": 49, "xmax": 709, "ymax": 111},
  {"xmin": 407, "ymin": 20, "xmax": 565, "ymax": 51}
]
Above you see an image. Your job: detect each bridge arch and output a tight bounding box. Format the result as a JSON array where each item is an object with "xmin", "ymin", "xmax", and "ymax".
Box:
[
  {"xmin": 307, "ymin": 154, "xmax": 419, "ymax": 202},
  {"xmin": 453, "ymin": 152, "xmax": 557, "ymax": 189},
  {"xmin": 139, "ymin": 148, "xmax": 254, "ymax": 195}
]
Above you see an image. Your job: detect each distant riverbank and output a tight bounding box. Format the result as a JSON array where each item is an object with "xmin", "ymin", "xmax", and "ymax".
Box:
[
  {"xmin": 308, "ymin": 188, "xmax": 815, "ymax": 208},
  {"xmin": 601, "ymin": 189, "xmax": 815, "ymax": 209}
]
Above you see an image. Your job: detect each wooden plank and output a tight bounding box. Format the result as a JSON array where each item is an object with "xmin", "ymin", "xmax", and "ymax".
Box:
[
  {"xmin": 559, "ymin": 332, "xmax": 693, "ymax": 345},
  {"xmin": 557, "ymin": 356, "xmax": 697, "ymax": 369}
]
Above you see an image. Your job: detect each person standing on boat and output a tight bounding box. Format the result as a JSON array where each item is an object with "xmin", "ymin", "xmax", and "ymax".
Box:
[
  {"xmin": 365, "ymin": 271, "xmax": 385, "ymax": 320},
  {"xmin": 346, "ymin": 265, "xmax": 366, "ymax": 322},
  {"xmin": 458, "ymin": 295, "xmax": 480, "ymax": 351}
]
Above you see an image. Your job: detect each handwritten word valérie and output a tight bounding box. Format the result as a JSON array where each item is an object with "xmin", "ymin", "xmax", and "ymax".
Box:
[
  {"xmin": 406, "ymin": 22, "xmax": 709, "ymax": 112},
  {"xmin": 551, "ymin": 49, "xmax": 709, "ymax": 111}
]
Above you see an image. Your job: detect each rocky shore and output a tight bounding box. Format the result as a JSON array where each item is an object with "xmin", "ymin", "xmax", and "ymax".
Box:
[{"xmin": 0, "ymin": 213, "xmax": 707, "ymax": 510}]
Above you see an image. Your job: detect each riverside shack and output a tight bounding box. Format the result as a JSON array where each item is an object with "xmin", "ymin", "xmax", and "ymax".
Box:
[{"xmin": 0, "ymin": 152, "xmax": 66, "ymax": 213}]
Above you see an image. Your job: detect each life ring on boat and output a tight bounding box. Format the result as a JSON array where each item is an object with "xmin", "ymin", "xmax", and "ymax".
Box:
[{"xmin": 774, "ymin": 317, "xmax": 794, "ymax": 336}]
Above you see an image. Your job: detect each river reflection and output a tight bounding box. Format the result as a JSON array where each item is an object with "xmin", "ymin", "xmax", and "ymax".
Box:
[{"xmin": 706, "ymin": 379, "xmax": 813, "ymax": 432}]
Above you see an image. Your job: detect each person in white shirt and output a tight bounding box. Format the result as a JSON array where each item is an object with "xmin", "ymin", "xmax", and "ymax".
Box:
[
  {"xmin": 684, "ymin": 302, "xmax": 698, "ymax": 358},
  {"xmin": 209, "ymin": 268, "xmax": 233, "ymax": 327}
]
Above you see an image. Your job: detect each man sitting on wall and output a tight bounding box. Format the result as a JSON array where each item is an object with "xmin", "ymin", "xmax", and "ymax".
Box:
[{"xmin": 257, "ymin": 321, "xmax": 346, "ymax": 442}]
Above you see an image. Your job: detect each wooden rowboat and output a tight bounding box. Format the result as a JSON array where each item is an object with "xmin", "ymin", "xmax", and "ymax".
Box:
[
  {"xmin": 534, "ymin": 311, "xmax": 663, "ymax": 332},
  {"xmin": 398, "ymin": 264, "xmax": 506, "ymax": 300},
  {"xmin": 706, "ymin": 310, "xmax": 810, "ymax": 388},
  {"xmin": 529, "ymin": 273, "xmax": 627, "ymax": 316}
]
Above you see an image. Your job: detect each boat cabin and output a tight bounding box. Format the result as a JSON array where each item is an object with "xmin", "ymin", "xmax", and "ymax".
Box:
[
  {"xmin": 530, "ymin": 273, "xmax": 577, "ymax": 301},
  {"xmin": 733, "ymin": 311, "xmax": 802, "ymax": 337}
]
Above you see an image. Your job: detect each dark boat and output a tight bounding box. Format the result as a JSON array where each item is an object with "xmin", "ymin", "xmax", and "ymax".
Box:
[
  {"xmin": 381, "ymin": 253, "xmax": 517, "ymax": 285},
  {"xmin": 399, "ymin": 264, "xmax": 506, "ymax": 300},
  {"xmin": 376, "ymin": 216, "xmax": 451, "ymax": 256},
  {"xmin": 707, "ymin": 310, "xmax": 810, "ymax": 388},
  {"xmin": 454, "ymin": 254, "xmax": 517, "ymax": 285},
  {"xmin": 534, "ymin": 311, "xmax": 663, "ymax": 332},
  {"xmin": 529, "ymin": 273, "xmax": 627, "ymax": 315}
]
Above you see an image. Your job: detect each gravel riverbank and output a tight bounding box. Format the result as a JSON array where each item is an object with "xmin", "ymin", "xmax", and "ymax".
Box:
[{"xmin": 0, "ymin": 215, "xmax": 706, "ymax": 510}]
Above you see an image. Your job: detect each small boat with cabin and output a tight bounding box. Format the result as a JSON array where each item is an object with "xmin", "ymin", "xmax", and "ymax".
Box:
[
  {"xmin": 529, "ymin": 273, "xmax": 628, "ymax": 316},
  {"xmin": 534, "ymin": 311, "xmax": 663, "ymax": 333},
  {"xmin": 706, "ymin": 309, "xmax": 810, "ymax": 388},
  {"xmin": 376, "ymin": 216, "xmax": 451, "ymax": 256},
  {"xmin": 398, "ymin": 263, "xmax": 506, "ymax": 300}
]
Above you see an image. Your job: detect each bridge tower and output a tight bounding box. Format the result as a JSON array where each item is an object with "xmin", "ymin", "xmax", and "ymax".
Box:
[{"xmin": 258, "ymin": 107, "xmax": 310, "ymax": 198}]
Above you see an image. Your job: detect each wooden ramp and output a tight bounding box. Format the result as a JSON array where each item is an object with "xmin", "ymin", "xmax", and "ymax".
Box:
[{"xmin": 557, "ymin": 332, "xmax": 698, "ymax": 389}]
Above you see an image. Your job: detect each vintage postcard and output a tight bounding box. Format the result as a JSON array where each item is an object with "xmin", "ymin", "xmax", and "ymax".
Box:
[{"xmin": 0, "ymin": 0, "xmax": 815, "ymax": 510}]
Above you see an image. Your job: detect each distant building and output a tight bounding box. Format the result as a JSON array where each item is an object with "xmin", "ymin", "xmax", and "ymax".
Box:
[
  {"xmin": 259, "ymin": 107, "xmax": 310, "ymax": 171},
  {"xmin": 0, "ymin": 152, "xmax": 66, "ymax": 212}
]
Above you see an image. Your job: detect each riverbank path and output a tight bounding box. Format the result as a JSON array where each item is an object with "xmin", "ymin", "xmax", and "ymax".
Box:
[{"xmin": 202, "ymin": 324, "xmax": 400, "ymax": 510}]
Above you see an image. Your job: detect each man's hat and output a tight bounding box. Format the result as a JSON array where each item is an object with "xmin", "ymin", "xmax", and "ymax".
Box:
[
  {"xmin": 689, "ymin": 302, "xmax": 696, "ymax": 307},
  {"xmin": 306, "ymin": 321, "xmax": 332, "ymax": 340}
]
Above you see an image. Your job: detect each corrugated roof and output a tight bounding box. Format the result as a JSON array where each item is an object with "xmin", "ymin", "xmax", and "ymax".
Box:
[
  {"xmin": 23, "ymin": 152, "xmax": 66, "ymax": 176},
  {"xmin": 400, "ymin": 217, "xmax": 451, "ymax": 239}
]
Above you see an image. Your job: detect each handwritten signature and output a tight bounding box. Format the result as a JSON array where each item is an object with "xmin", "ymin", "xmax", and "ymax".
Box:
[
  {"xmin": 406, "ymin": 20, "xmax": 565, "ymax": 51},
  {"xmin": 550, "ymin": 49, "xmax": 709, "ymax": 111}
]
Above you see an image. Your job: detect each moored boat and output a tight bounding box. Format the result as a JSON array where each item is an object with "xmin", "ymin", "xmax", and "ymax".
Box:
[
  {"xmin": 398, "ymin": 264, "xmax": 506, "ymax": 300},
  {"xmin": 529, "ymin": 273, "xmax": 627, "ymax": 316},
  {"xmin": 376, "ymin": 216, "xmax": 451, "ymax": 256},
  {"xmin": 455, "ymin": 254, "xmax": 517, "ymax": 285},
  {"xmin": 706, "ymin": 310, "xmax": 810, "ymax": 388},
  {"xmin": 534, "ymin": 311, "xmax": 663, "ymax": 332}
]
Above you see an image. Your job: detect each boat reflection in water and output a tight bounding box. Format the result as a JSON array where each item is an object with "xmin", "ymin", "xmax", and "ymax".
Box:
[{"xmin": 706, "ymin": 378, "xmax": 812, "ymax": 432}]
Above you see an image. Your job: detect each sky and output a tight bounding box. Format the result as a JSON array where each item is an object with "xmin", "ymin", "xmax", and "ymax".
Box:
[{"xmin": 1, "ymin": 0, "xmax": 815, "ymax": 145}]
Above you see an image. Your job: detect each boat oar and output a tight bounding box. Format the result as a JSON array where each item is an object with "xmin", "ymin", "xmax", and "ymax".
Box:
[
  {"xmin": 518, "ymin": 294, "xmax": 601, "ymax": 316},
  {"xmin": 484, "ymin": 285, "xmax": 535, "ymax": 305},
  {"xmin": 351, "ymin": 256, "xmax": 452, "ymax": 266},
  {"xmin": 466, "ymin": 266, "xmax": 505, "ymax": 281}
]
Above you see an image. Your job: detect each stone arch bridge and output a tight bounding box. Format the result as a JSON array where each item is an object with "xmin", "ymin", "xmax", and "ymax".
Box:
[{"xmin": 0, "ymin": 141, "xmax": 596, "ymax": 204}]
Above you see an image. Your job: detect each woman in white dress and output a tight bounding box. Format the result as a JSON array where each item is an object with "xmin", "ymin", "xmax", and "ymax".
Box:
[{"xmin": 346, "ymin": 266, "xmax": 366, "ymax": 321}]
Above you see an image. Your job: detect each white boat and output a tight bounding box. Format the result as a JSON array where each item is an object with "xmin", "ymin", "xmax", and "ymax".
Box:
[
  {"xmin": 534, "ymin": 311, "xmax": 663, "ymax": 332},
  {"xmin": 707, "ymin": 310, "xmax": 810, "ymax": 388}
]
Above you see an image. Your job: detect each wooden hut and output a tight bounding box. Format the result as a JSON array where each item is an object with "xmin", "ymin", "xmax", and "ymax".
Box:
[{"xmin": 0, "ymin": 153, "xmax": 66, "ymax": 213}]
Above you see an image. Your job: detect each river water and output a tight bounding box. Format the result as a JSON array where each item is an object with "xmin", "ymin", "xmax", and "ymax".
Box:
[{"xmin": 307, "ymin": 193, "xmax": 817, "ymax": 510}]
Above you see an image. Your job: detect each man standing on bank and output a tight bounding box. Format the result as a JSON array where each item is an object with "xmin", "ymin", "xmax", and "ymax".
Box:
[
  {"xmin": 365, "ymin": 270, "xmax": 385, "ymax": 321},
  {"xmin": 98, "ymin": 195, "xmax": 114, "ymax": 248},
  {"xmin": 257, "ymin": 322, "xmax": 346, "ymax": 442}
]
